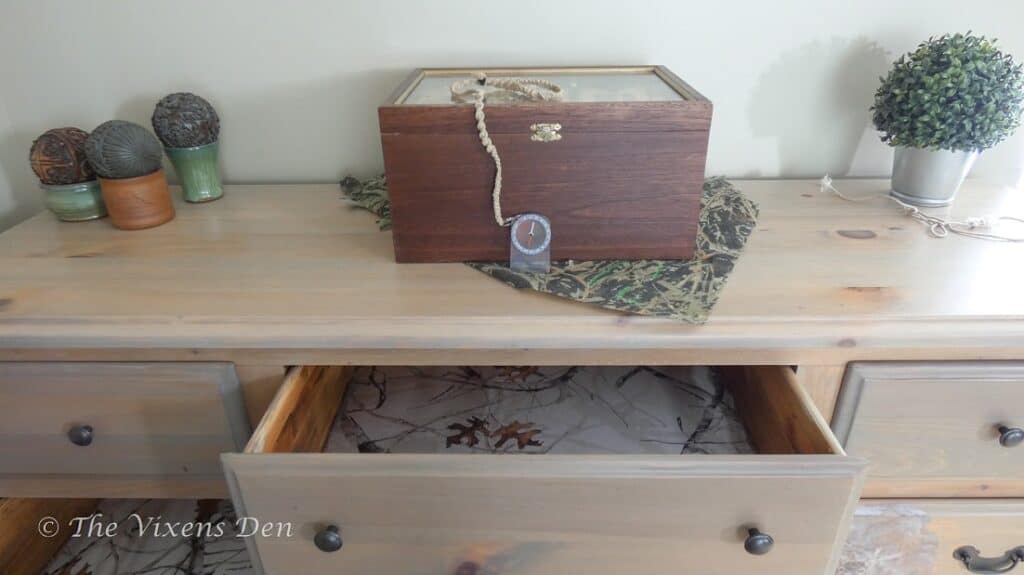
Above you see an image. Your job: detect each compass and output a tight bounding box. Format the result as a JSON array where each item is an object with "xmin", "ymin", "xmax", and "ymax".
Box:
[{"xmin": 509, "ymin": 213, "xmax": 552, "ymax": 273}]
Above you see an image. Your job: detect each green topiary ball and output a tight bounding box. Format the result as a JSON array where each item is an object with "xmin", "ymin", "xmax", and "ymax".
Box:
[
  {"xmin": 151, "ymin": 92, "xmax": 220, "ymax": 148},
  {"xmin": 872, "ymin": 32, "xmax": 1024, "ymax": 151},
  {"xmin": 29, "ymin": 127, "xmax": 95, "ymax": 185},
  {"xmin": 84, "ymin": 120, "xmax": 164, "ymax": 179}
]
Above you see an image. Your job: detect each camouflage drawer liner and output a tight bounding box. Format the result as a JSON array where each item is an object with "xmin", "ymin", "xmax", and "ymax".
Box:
[
  {"xmin": 340, "ymin": 176, "xmax": 758, "ymax": 324},
  {"xmin": 326, "ymin": 365, "xmax": 752, "ymax": 455}
]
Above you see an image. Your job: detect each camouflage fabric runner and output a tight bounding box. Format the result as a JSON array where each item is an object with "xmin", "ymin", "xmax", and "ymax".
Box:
[
  {"xmin": 340, "ymin": 175, "xmax": 392, "ymax": 230},
  {"xmin": 339, "ymin": 176, "xmax": 758, "ymax": 324}
]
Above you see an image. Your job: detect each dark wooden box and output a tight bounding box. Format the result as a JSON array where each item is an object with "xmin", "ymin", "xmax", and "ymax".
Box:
[{"xmin": 379, "ymin": 66, "xmax": 712, "ymax": 262}]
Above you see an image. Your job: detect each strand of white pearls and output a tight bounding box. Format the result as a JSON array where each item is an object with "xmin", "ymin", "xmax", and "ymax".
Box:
[{"xmin": 451, "ymin": 73, "xmax": 563, "ymax": 227}]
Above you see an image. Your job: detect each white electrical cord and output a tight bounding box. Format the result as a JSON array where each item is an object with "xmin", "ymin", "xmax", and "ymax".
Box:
[
  {"xmin": 820, "ymin": 175, "xmax": 1024, "ymax": 242},
  {"xmin": 451, "ymin": 73, "xmax": 563, "ymax": 227}
]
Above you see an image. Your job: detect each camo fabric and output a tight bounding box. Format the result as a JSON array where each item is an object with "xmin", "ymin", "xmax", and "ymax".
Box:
[
  {"xmin": 325, "ymin": 365, "xmax": 752, "ymax": 455},
  {"xmin": 340, "ymin": 175, "xmax": 392, "ymax": 230},
  {"xmin": 340, "ymin": 176, "xmax": 758, "ymax": 324}
]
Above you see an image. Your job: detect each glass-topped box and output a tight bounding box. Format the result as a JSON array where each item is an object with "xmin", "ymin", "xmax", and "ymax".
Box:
[{"xmin": 378, "ymin": 66, "xmax": 712, "ymax": 263}]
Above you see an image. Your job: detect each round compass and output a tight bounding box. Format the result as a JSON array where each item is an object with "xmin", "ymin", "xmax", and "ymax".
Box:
[{"xmin": 510, "ymin": 213, "xmax": 551, "ymax": 256}]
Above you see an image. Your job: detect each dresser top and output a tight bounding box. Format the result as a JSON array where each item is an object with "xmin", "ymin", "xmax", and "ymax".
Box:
[{"xmin": 1, "ymin": 179, "xmax": 1022, "ymax": 364}]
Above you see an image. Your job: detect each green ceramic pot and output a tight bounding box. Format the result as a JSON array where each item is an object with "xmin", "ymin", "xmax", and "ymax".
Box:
[
  {"xmin": 165, "ymin": 141, "xmax": 223, "ymax": 203},
  {"xmin": 41, "ymin": 180, "xmax": 107, "ymax": 221}
]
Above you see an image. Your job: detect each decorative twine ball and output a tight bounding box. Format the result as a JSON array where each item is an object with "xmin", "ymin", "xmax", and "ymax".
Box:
[
  {"xmin": 29, "ymin": 127, "xmax": 95, "ymax": 185},
  {"xmin": 151, "ymin": 92, "xmax": 220, "ymax": 148},
  {"xmin": 84, "ymin": 121, "xmax": 164, "ymax": 179}
]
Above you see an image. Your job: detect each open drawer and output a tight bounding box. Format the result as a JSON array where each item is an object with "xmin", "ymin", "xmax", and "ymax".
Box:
[{"xmin": 223, "ymin": 365, "xmax": 866, "ymax": 575}]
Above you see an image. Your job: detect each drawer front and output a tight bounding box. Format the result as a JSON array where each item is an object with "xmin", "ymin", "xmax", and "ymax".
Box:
[
  {"xmin": 226, "ymin": 454, "xmax": 863, "ymax": 575},
  {"xmin": 224, "ymin": 365, "xmax": 865, "ymax": 575},
  {"xmin": 833, "ymin": 362, "xmax": 1024, "ymax": 497},
  {"xmin": 0, "ymin": 362, "xmax": 249, "ymax": 480},
  {"xmin": 839, "ymin": 500, "xmax": 1024, "ymax": 575}
]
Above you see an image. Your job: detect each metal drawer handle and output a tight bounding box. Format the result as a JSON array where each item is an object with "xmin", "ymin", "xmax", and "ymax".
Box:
[
  {"xmin": 955, "ymin": 546, "xmax": 1024, "ymax": 574},
  {"xmin": 67, "ymin": 424, "xmax": 94, "ymax": 447},
  {"xmin": 314, "ymin": 524, "xmax": 343, "ymax": 553},
  {"xmin": 744, "ymin": 528, "xmax": 774, "ymax": 555},
  {"xmin": 998, "ymin": 426, "xmax": 1024, "ymax": 448}
]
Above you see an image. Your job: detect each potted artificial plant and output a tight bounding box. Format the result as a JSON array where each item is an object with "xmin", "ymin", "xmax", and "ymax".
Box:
[
  {"xmin": 152, "ymin": 92, "xmax": 223, "ymax": 203},
  {"xmin": 85, "ymin": 120, "xmax": 175, "ymax": 230},
  {"xmin": 872, "ymin": 32, "xmax": 1024, "ymax": 207}
]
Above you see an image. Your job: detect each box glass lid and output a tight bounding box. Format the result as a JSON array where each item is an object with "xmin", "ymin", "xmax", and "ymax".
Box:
[{"xmin": 398, "ymin": 67, "xmax": 692, "ymax": 105}]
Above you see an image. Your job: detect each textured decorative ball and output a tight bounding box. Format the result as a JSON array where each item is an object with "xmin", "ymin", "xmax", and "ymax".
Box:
[
  {"xmin": 85, "ymin": 121, "xmax": 164, "ymax": 179},
  {"xmin": 151, "ymin": 92, "xmax": 220, "ymax": 148},
  {"xmin": 29, "ymin": 127, "xmax": 95, "ymax": 185}
]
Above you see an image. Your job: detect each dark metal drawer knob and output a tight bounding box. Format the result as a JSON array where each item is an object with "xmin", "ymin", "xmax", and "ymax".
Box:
[
  {"xmin": 67, "ymin": 424, "xmax": 94, "ymax": 447},
  {"xmin": 955, "ymin": 545, "xmax": 1024, "ymax": 574},
  {"xmin": 998, "ymin": 426, "xmax": 1024, "ymax": 448},
  {"xmin": 744, "ymin": 528, "xmax": 774, "ymax": 556},
  {"xmin": 314, "ymin": 525, "xmax": 343, "ymax": 553}
]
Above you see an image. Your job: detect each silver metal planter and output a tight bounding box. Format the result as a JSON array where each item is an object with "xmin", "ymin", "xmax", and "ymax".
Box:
[{"xmin": 890, "ymin": 146, "xmax": 979, "ymax": 207}]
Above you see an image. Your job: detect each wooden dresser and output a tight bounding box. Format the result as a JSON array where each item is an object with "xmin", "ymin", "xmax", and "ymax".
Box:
[{"xmin": 0, "ymin": 179, "xmax": 1021, "ymax": 575}]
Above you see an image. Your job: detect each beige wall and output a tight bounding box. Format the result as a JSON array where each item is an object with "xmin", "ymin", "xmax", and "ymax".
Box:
[
  {"xmin": 0, "ymin": 96, "xmax": 15, "ymax": 230},
  {"xmin": 1, "ymin": 0, "xmax": 1022, "ymax": 230}
]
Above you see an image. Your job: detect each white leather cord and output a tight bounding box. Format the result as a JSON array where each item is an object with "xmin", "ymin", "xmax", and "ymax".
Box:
[
  {"xmin": 451, "ymin": 73, "xmax": 563, "ymax": 227},
  {"xmin": 821, "ymin": 175, "xmax": 1024, "ymax": 242}
]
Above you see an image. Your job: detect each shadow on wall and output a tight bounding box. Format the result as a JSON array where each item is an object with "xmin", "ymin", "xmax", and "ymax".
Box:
[
  {"xmin": 749, "ymin": 37, "xmax": 891, "ymax": 178},
  {"xmin": 214, "ymin": 69, "xmax": 406, "ymax": 184},
  {"xmin": 111, "ymin": 69, "xmax": 405, "ymax": 185},
  {"xmin": 0, "ymin": 125, "xmax": 45, "ymax": 231},
  {"xmin": 974, "ymin": 130, "xmax": 1024, "ymax": 188},
  {"xmin": 0, "ymin": 68, "xmax": 407, "ymax": 232}
]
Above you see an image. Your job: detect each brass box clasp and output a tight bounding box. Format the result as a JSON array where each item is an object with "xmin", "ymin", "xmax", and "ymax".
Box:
[{"xmin": 530, "ymin": 123, "xmax": 562, "ymax": 142}]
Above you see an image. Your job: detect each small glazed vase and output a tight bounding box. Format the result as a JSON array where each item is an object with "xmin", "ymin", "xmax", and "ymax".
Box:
[
  {"xmin": 165, "ymin": 141, "xmax": 223, "ymax": 203},
  {"xmin": 98, "ymin": 168, "xmax": 175, "ymax": 230},
  {"xmin": 41, "ymin": 180, "xmax": 107, "ymax": 221}
]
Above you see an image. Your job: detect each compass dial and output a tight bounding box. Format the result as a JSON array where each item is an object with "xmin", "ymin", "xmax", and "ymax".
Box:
[{"xmin": 510, "ymin": 214, "xmax": 551, "ymax": 256}]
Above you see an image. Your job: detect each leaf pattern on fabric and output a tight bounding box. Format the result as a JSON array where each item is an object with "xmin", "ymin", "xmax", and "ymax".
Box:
[
  {"xmin": 446, "ymin": 416, "xmax": 490, "ymax": 448},
  {"xmin": 492, "ymin": 421, "xmax": 543, "ymax": 450},
  {"xmin": 326, "ymin": 366, "xmax": 753, "ymax": 456},
  {"xmin": 340, "ymin": 175, "xmax": 392, "ymax": 230},
  {"xmin": 340, "ymin": 175, "xmax": 758, "ymax": 324}
]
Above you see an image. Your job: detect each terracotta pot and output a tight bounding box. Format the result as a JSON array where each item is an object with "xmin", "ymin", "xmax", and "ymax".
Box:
[{"xmin": 98, "ymin": 169, "xmax": 175, "ymax": 230}]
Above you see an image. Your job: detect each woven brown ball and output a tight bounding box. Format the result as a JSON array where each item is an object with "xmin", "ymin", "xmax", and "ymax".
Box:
[
  {"xmin": 85, "ymin": 121, "xmax": 164, "ymax": 179},
  {"xmin": 151, "ymin": 92, "xmax": 220, "ymax": 148},
  {"xmin": 29, "ymin": 127, "xmax": 95, "ymax": 185}
]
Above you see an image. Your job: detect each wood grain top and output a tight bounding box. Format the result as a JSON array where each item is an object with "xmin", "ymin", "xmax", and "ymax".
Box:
[{"xmin": 1, "ymin": 179, "xmax": 1022, "ymax": 364}]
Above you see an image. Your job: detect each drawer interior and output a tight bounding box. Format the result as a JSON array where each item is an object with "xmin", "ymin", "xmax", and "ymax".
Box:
[{"xmin": 248, "ymin": 364, "xmax": 843, "ymax": 458}]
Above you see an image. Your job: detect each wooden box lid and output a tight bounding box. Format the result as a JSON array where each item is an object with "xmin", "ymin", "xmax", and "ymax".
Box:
[{"xmin": 381, "ymin": 66, "xmax": 712, "ymax": 135}]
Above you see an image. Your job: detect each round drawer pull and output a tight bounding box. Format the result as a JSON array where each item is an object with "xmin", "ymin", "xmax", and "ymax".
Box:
[
  {"xmin": 314, "ymin": 525, "xmax": 343, "ymax": 553},
  {"xmin": 67, "ymin": 424, "xmax": 94, "ymax": 447},
  {"xmin": 743, "ymin": 528, "xmax": 774, "ymax": 556},
  {"xmin": 998, "ymin": 426, "xmax": 1024, "ymax": 448},
  {"xmin": 954, "ymin": 545, "xmax": 1024, "ymax": 574}
]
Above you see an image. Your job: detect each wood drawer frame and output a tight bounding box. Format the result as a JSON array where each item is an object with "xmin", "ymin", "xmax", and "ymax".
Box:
[{"xmin": 224, "ymin": 365, "xmax": 866, "ymax": 575}]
